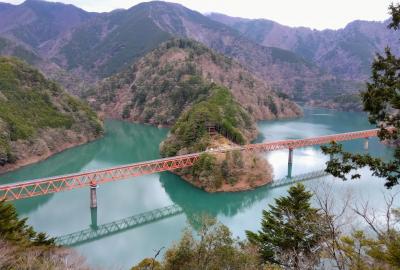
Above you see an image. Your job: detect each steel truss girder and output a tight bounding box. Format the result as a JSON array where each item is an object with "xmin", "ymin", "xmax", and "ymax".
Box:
[
  {"xmin": 0, "ymin": 129, "xmax": 378, "ymax": 201},
  {"xmin": 242, "ymin": 129, "xmax": 378, "ymax": 153},
  {"xmin": 0, "ymin": 155, "xmax": 199, "ymax": 201}
]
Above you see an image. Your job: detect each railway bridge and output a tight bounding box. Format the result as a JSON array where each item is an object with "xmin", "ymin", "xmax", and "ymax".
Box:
[{"xmin": 0, "ymin": 129, "xmax": 378, "ymax": 203}]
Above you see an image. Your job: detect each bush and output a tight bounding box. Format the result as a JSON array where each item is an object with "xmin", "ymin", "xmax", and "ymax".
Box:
[
  {"xmin": 192, "ymin": 153, "xmax": 216, "ymax": 178},
  {"xmin": 131, "ymin": 258, "xmax": 162, "ymax": 270},
  {"xmin": 221, "ymin": 159, "xmax": 229, "ymax": 178},
  {"xmin": 232, "ymin": 150, "xmax": 244, "ymax": 168},
  {"xmin": 122, "ymin": 105, "xmax": 131, "ymax": 119}
]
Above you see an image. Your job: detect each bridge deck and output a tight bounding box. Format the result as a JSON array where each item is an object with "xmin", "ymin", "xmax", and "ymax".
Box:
[{"xmin": 0, "ymin": 129, "xmax": 377, "ymax": 201}]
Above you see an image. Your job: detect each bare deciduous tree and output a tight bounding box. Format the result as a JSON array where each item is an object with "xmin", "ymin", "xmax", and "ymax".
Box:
[
  {"xmin": 312, "ymin": 183, "xmax": 354, "ymax": 270},
  {"xmin": 313, "ymin": 183, "xmax": 400, "ymax": 270}
]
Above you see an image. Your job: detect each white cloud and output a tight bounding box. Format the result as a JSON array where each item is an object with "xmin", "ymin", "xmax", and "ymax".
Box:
[{"xmin": 3, "ymin": 0, "xmax": 395, "ymax": 30}]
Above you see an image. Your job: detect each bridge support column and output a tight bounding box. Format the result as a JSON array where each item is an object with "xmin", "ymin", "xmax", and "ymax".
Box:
[
  {"xmin": 90, "ymin": 181, "xmax": 98, "ymax": 209},
  {"xmin": 90, "ymin": 207, "xmax": 98, "ymax": 230},
  {"xmin": 364, "ymin": 138, "xmax": 369, "ymax": 151},
  {"xmin": 287, "ymin": 148, "xmax": 293, "ymax": 178}
]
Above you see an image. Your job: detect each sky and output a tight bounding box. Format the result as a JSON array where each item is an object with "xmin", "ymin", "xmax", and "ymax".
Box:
[{"xmin": 3, "ymin": 0, "xmax": 395, "ymax": 30}]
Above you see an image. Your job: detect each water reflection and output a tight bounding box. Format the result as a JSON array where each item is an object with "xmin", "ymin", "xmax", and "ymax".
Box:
[
  {"xmin": 5, "ymin": 142, "xmax": 100, "ymax": 214},
  {"xmin": 93, "ymin": 121, "xmax": 168, "ymax": 165},
  {"xmin": 55, "ymin": 170, "xmax": 328, "ymax": 248},
  {"xmin": 56, "ymin": 205, "xmax": 183, "ymax": 246},
  {"xmin": 160, "ymin": 172, "xmax": 271, "ymax": 218},
  {"xmin": 160, "ymin": 169, "xmax": 327, "ymax": 220},
  {"xmin": 0, "ymin": 108, "xmax": 398, "ymax": 269},
  {"xmin": 0, "ymin": 138, "xmax": 99, "ymax": 184}
]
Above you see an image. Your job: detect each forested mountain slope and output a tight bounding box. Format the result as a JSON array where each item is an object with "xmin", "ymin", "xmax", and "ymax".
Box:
[
  {"xmin": 90, "ymin": 39, "xmax": 302, "ymax": 126},
  {"xmin": 0, "ymin": 0, "xmax": 359, "ymax": 103},
  {"xmin": 0, "ymin": 57, "xmax": 103, "ymax": 173}
]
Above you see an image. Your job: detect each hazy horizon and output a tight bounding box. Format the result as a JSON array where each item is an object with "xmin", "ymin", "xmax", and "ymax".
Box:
[{"xmin": 1, "ymin": 0, "xmax": 395, "ymax": 30}]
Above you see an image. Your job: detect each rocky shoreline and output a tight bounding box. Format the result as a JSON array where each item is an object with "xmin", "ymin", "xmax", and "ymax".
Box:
[{"xmin": 178, "ymin": 172, "xmax": 273, "ymax": 193}]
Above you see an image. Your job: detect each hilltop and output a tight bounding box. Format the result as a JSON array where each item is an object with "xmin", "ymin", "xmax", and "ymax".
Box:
[
  {"xmin": 159, "ymin": 85, "xmax": 273, "ymax": 192},
  {"xmin": 90, "ymin": 39, "xmax": 302, "ymax": 125},
  {"xmin": 0, "ymin": 57, "xmax": 103, "ymax": 173}
]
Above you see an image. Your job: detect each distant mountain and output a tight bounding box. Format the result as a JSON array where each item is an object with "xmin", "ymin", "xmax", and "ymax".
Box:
[
  {"xmin": 0, "ymin": 36, "xmax": 40, "ymax": 64},
  {"xmin": 50, "ymin": 1, "xmax": 357, "ymax": 101},
  {"xmin": 0, "ymin": 0, "xmax": 99, "ymax": 95},
  {"xmin": 0, "ymin": 57, "xmax": 103, "ymax": 173},
  {"xmin": 208, "ymin": 13, "xmax": 399, "ymax": 81},
  {"xmin": 0, "ymin": 0, "xmax": 94, "ymax": 50},
  {"xmin": 90, "ymin": 39, "xmax": 302, "ymax": 126},
  {"xmin": 0, "ymin": 36, "xmax": 94, "ymax": 96},
  {"xmin": 0, "ymin": 0, "xmax": 370, "ymax": 104},
  {"xmin": 53, "ymin": 4, "xmax": 172, "ymax": 77}
]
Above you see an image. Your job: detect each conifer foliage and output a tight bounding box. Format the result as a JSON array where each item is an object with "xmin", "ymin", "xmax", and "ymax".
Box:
[
  {"xmin": 246, "ymin": 184, "xmax": 328, "ymax": 270},
  {"xmin": 0, "ymin": 200, "xmax": 92, "ymax": 269},
  {"xmin": 0, "ymin": 200, "xmax": 54, "ymax": 246}
]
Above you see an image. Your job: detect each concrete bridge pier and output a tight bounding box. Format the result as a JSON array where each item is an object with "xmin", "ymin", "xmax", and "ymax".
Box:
[
  {"xmin": 287, "ymin": 148, "xmax": 293, "ymax": 178},
  {"xmin": 364, "ymin": 138, "xmax": 369, "ymax": 151},
  {"xmin": 90, "ymin": 181, "xmax": 98, "ymax": 209},
  {"xmin": 89, "ymin": 181, "xmax": 98, "ymax": 229}
]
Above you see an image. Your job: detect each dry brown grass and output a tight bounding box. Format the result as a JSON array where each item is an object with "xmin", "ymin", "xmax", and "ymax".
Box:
[{"xmin": 0, "ymin": 239, "xmax": 93, "ymax": 270}]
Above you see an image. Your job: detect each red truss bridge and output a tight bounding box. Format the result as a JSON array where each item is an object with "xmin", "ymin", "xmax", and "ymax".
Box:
[{"xmin": 0, "ymin": 129, "xmax": 378, "ymax": 202}]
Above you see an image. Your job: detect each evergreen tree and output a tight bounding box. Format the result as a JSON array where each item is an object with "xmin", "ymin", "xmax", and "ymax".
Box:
[
  {"xmin": 322, "ymin": 3, "xmax": 400, "ymax": 188},
  {"xmin": 0, "ymin": 200, "xmax": 54, "ymax": 246},
  {"xmin": 246, "ymin": 184, "xmax": 328, "ymax": 270}
]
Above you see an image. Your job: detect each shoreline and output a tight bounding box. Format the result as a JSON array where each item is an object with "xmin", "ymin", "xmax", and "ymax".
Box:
[
  {"xmin": 0, "ymin": 135, "xmax": 100, "ymax": 177},
  {"xmin": 167, "ymin": 144, "xmax": 274, "ymax": 193},
  {"xmin": 184, "ymin": 175, "xmax": 272, "ymax": 194},
  {"xmin": 173, "ymin": 171, "xmax": 274, "ymax": 193}
]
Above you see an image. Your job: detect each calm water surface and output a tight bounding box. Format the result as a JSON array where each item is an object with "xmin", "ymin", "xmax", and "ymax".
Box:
[{"xmin": 1, "ymin": 107, "xmax": 399, "ymax": 269}]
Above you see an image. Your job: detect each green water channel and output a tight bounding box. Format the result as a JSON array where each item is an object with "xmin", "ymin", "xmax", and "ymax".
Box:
[{"xmin": 0, "ymin": 107, "xmax": 399, "ymax": 269}]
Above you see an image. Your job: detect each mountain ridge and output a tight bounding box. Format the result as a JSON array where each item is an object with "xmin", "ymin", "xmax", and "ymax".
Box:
[
  {"xmin": 208, "ymin": 12, "xmax": 399, "ymax": 81},
  {"xmin": 0, "ymin": 0, "xmax": 384, "ymax": 107},
  {"xmin": 49, "ymin": 0, "xmax": 358, "ymax": 101},
  {"xmin": 54, "ymin": 1, "xmax": 358, "ymax": 99}
]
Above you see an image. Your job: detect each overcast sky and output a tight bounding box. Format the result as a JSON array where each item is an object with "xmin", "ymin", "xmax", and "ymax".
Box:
[{"xmin": 4, "ymin": 0, "xmax": 395, "ymax": 30}]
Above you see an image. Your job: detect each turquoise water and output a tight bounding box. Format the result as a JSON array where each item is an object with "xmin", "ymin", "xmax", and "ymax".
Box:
[{"xmin": 0, "ymin": 107, "xmax": 398, "ymax": 269}]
